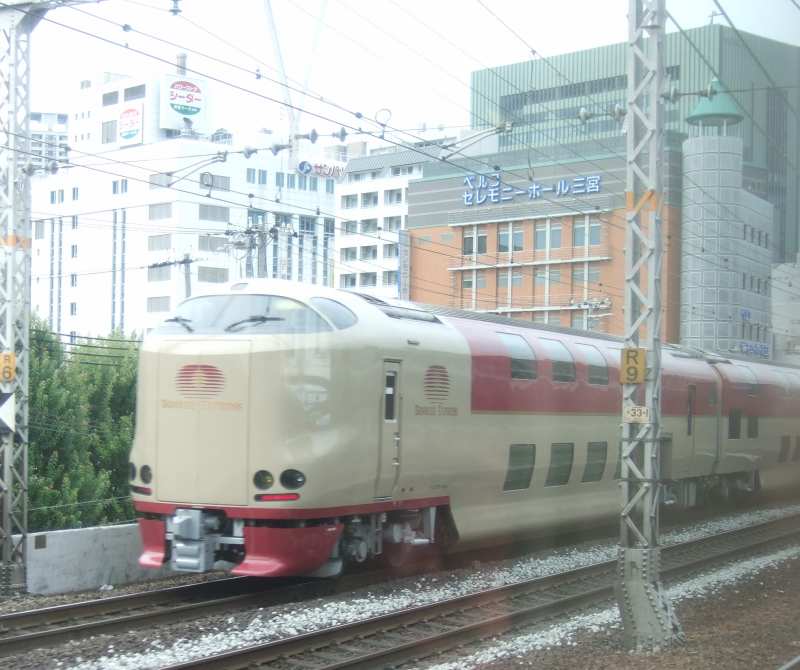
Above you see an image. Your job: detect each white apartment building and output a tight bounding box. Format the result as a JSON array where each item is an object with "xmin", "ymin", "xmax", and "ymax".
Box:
[
  {"xmin": 335, "ymin": 149, "xmax": 431, "ymax": 300},
  {"xmin": 28, "ymin": 112, "xmax": 69, "ymax": 172},
  {"xmin": 31, "ymin": 69, "xmax": 340, "ymax": 338},
  {"xmin": 772, "ymin": 254, "xmax": 800, "ymax": 365}
]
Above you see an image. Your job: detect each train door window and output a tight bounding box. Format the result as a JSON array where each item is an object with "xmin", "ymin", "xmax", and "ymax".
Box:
[
  {"xmin": 779, "ymin": 436, "xmax": 791, "ymax": 463},
  {"xmin": 503, "ymin": 444, "xmax": 536, "ymax": 491},
  {"xmin": 728, "ymin": 410, "xmax": 742, "ymax": 439},
  {"xmin": 747, "ymin": 415, "xmax": 759, "ymax": 438},
  {"xmin": 545, "ymin": 443, "xmax": 574, "ymax": 486},
  {"xmin": 576, "ymin": 343, "xmax": 608, "ymax": 385},
  {"xmin": 384, "ymin": 372, "xmax": 397, "ymax": 421},
  {"xmin": 497, "ymin": 332, "xmax": 537, "ymax": 379},
  {"xmin": 792, "ymin": 437, "xmax": 800, "ymax": 462},
  {"xmin": 582, "ymin": 441, "xmax": 608, "ymax": 482},
  {"xmin": 687, "ymin": 385, "xmax": 696, "ymax": 436},
  {"xmin": 538, "ymin": 339, "xmax": 576, "ymax": 382}
]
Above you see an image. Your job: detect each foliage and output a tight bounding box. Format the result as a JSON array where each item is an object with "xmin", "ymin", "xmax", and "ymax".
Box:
[{"xmin": 28, "ymin": 319, "xmax": 138, "ymax": 531}]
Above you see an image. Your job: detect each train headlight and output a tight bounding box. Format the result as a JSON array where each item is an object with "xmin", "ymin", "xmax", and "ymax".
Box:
[
  {"xmin": 280, "ymin": 469, "xmax": 306, "ymax": 490},
  {"xmin": 253, "ymin": 470, "xmax": 274, "ymax": 490},
  {"xmin": 140, "ymin": 465, "xmax": 153, "ymax": 484},
  {"xmin": 129, "ymin": 462, "xmax": 136, "ymax": 481}
]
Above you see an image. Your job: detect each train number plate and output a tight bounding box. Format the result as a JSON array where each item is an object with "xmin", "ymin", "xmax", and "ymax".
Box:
[{"xmin": 623, "ymin": 405, "xmax": 650, "ymax": 423}]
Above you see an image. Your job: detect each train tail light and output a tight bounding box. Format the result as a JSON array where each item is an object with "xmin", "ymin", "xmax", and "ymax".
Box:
[
  {"xmin": 254, "ymin": 493, "xmax": 300, "ymax": 502},
  {"xmin": 131, "ymin": 485, "xmax": 152, "ymax": 495}
]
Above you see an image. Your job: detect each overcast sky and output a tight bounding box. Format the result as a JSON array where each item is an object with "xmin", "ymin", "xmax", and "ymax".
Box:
[{"xmin": 27, "ymin": 0, "xmax": 800, "ymax": 142}]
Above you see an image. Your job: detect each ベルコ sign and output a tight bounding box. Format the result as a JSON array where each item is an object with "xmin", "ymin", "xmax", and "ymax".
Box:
[{"xmin": 462, "ymin": 173, "xmax": 601, "ymax": 207}]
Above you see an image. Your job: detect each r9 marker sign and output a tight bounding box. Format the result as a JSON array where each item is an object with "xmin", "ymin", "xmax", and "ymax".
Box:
[{"xmin": 620, "ymin": 347, "xmax": 647, "ymax": 385}]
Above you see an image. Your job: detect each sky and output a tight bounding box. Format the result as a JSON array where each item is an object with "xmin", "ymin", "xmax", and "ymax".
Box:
[{"xmin": 26, "ymin": 0, "xmax": 800, "ymax": 143}]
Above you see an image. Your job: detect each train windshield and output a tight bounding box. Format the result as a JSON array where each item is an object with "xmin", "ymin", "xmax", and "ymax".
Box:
[{"xmin": 151, "ymin": 294, "xmax": 332, "ymax": 335}]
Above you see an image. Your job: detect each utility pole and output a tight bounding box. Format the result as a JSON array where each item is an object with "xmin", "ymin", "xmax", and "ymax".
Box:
[
  {"xmin": 182, "ymin": 253, "xmax": 192, "ymax": 298},
  {"xmin": 616, "ymin": 0, "xmax": 681, "ymax": 649}
]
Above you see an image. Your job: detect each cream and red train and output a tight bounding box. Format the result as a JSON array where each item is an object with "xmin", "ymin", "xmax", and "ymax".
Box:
[{"xmin": 131, "ymin": 280, "xmax": 800, "ymax": 577}]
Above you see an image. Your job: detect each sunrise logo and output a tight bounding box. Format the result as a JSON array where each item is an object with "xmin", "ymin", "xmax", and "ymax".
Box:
[
  {"xmin": 423, "ymin": 365, "xmax": 450, "ymax": 404},
  {"xmin": 175, "ymin": 364, "xmax": 225, "ymax": 399}
]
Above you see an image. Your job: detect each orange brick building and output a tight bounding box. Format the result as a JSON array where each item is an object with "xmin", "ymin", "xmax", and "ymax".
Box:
[{"xmin": 405, "ymin": 149, "xmax": 682, "ymax": 343}]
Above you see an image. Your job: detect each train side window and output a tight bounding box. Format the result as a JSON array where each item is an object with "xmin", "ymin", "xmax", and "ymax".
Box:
[
  {"xmin": 792, "ymin": 437, "xmax": 800, "ymax": 462},
  {"xmin": 687, "ymin": 385, "xmax": 696, "ymax": 436},
  {"xmin": 503, "ymin": 444, "xmax": 536, "ymax": 491},
  {"xmin": 545, "ymin": 443, "xmax": 574, "ymax": 486},
  {"xmin": 310, "ymin": 297, "xmax": 358, "ymax": 329},
  {"xmin": 497, "ymin": 332, "xmax": 537, "ymax": 380},
  {"xmin": 779, "ymin": 436, "xmax": 791, "ymax": 463},
  {"xmin": 538, "ymin": 339, "xmax": 576, "ymax": 382},
  {"xmin": 576, "ymin": 343, "xmax": 608, "ymax": 385},
  {"xmin": 728, "ymin": 410, "xmax": 742, "ymax": 439},
  {"xmin": 582, "ymin": 441, "xmax": 608, "ymax": 482},
  {"xmin": 384, "ymin": 372, "xmax": 397, "ymax": 421},
  {"xmin": 747, "ymin": 415, "xmax": 758, "ymax": 438}
]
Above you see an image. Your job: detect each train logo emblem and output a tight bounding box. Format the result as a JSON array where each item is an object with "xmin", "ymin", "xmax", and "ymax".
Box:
[
  {"xmin": 423, "ymin": 365, "xmax": 450, "ymax": 404},
  {"xmin": 175, "ymin": 364, "xmax": 225, "ymax": 399}
]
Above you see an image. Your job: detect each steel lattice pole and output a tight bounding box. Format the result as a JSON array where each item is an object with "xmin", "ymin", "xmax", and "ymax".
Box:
[{"xmin": 615, "ymin": 0, "xmax": 682, "ymax": 649}]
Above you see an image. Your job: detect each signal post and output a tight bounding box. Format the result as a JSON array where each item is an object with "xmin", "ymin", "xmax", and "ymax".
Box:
[{"xmin": 616, "ymin": 0, "xmax": 682, "ymax": 649}]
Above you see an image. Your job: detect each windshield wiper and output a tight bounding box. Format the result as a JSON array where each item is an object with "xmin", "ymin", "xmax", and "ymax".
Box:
[
  {"xmin": 224, "ymin": 315, "xmax": 284, "ymax": 332},
  {"xmin": 164, "ymin": 316, "xmax": 194, "ymax": 332}
]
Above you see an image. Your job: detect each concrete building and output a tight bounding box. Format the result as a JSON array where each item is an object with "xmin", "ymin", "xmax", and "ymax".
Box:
[
  {"xmin": 772, "ymin": 254, "xmax": 800, "ymax": 365},
  {"xmin": 31, "ymin": 68, "xmax": 340, "ymax": 338},
  {"xmin": 680, "ymin": 83, "xmax": 774, "ymax": 358},
  {"xmin": 470, "ymin": 24, "xmax": 800, "ymax": 263},
  {"xmin": 28, "ymin": 112, "xmax": 68, "ymax": 173},
  {"xmin": 405, "ymin": 134, "xmax": 684, "ymax": 342}
]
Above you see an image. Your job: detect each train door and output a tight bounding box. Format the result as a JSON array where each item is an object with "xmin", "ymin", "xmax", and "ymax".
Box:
[
  {"xmin": 687, "ymin": 384, "xmax": 697, "ymax": 465},
  {"xmin": 375, "ymin": 361, "xmax": 402, "ymax": 499}
]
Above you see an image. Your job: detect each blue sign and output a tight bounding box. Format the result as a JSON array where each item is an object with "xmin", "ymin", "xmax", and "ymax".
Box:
[
  {"xmin": 297, "ymin": 160, "xmax": 313, "ymax": 175},
  {"xmin": 739, "ymin": 341, "xmax": 769, "ymax": 359},
  {"xmin": 462, "ymin": 173, "xmax": 601, "ymax": 207}
]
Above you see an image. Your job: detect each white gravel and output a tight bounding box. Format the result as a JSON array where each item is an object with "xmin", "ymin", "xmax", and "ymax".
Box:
[
  {"xmin": 424, "ymin": 544, "xmax": 800, "ymax": 670},
  {"xmin": 66, "ymin": 503, "xmax": 800, "ymax": 670}
]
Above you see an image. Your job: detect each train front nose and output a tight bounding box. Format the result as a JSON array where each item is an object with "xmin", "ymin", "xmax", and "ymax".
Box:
[{"xmin": 155, "ymin": 339, "xmax": 252, "ymax": 506}]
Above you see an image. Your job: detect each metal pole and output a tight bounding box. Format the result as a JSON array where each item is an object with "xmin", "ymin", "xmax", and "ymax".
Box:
[
  {"xmin": 183, "ymin": 253, "xmax": 191, "ymax": 298},
  {"xmin": 615, "ymin": 0, "xmax": 682, "ymax": 649}
]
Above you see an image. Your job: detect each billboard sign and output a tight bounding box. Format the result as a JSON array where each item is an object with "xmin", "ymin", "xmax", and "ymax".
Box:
[
  {"xmin": 160, "ymin": 75, "xmax": 207, "ymax": 131},
  {"xmin": 296, "ymin": 160, "xmax": 345, "ymax": 180},
  {"xmin": 118, "ymin": 104, "xmax": 143, "ymax": 146}
]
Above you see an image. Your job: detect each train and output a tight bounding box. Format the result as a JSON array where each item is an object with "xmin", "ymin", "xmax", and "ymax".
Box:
[{"xmin": 130, "ymin": 279, "xmax": 800, "ymax": 578}]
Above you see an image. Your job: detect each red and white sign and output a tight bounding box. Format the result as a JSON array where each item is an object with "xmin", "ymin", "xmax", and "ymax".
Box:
[
  {"xmin": 160, "ymin": 74, "xmax": 208, "ymax": 131},
  {"xmin": 118, "ymin": 104, "xmax": 143, "ymax": 146}
]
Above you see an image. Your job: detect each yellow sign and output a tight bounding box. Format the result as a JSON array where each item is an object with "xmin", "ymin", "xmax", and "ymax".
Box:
[
  {"xmin": 620, "ymin": 348, "xmax": 646, "ymax": 384},
  {"xmin": 1, "ymin": 352, "xmax": 15, "ymax": 383}
]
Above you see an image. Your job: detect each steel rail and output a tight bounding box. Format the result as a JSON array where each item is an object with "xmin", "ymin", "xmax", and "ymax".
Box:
[{"xmin": 158, "ymin": 514, "xmax": 800, "ymax": 670}]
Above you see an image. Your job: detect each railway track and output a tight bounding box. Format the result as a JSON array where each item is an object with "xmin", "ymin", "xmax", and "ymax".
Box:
[{"xmin": 150, "ymin": 513, "xmax": 800, "ymax": 670}]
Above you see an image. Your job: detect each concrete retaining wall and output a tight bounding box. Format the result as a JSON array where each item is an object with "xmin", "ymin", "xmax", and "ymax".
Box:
[{"xmin": 25, "ymin": 523, "xmax": 171, "ymax": 595}]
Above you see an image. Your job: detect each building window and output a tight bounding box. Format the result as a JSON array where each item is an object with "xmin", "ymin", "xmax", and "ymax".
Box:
[
  {"xmin": 383, "ymin": 243, "xmax": 399, "ymax": 258},
  {"xmin": 349, "ymin": 172, "xmax": 365, "ymax": 183},
  {"xmin": 198, "ymin": 234, "xmax": 227, "ymax": 252},
  {"xmin": 383, "ymin": 270, "xmax": 398, "ymax": 285},
  {"xmin": 539, "ymin": 338, "xmax": 576, "ymax": 382},
  {"xmin": 340, "ymin": 220, "xmax": 357, "ymax": 235},
  {"xmin": 582, "ymin": 441, "xmax": 608, "ymax": 482},
  {"xmin": 535, "ymin": 223, "xmax": 546, "ymax": 249},
  {"xmin": 360, "ymin": 219, "xmax": 378, "ymax": 235},
  {"xmin": 285, "ymin": 173, "xmax": 295, "ymax": 189},
  {"xmin": 299, "ymin": 216, "xmax": 315, "ymax": 234},
  {"xmin": 70, "ymin": 273, "xmax": 77, "ymax": 288},
  {"xmin": 35, "ymin": 220, "xmax": 44, "ymax": 239},
  {"xmin": 340, "ymin": 274, "xmax": 356, "ymax": 288},
  {"xmin": 70, "ymin": 244, "xmax": 77, "ymax": 258},
  {"xmin": 497, "ymin": 270, "xmax": 523, "ymax": 288},
  {"xmin": 101, "ymin": 120, "xmax": 117, "ymax": 143},
  {"xmin": 359, "ymin": 272, "xmax": 377, "ymax": 287},
  {"xmin": 275, "ymin": 172, "xmax": 285, "ymax": 188},
  {"xmin": 69, "ymin": 302, "xmax": 77, "ymax": 316},
  {"xmin": 589, "ymin": 219, "xmax": 601, "ymax": 245},
  {"xmin": 102, "ymin": 91, "xmax": 118, "ymax": 106},
  {"xmin": 341, "ymin": 247, "xmax": 357, "ymax": 262},
  {"xmin": 206, "ymin": 174, "xmax": 230, "ymax": 191},
  {"xmin": 148, "ymin": 264, "xmax": 171, "ymax": 281},
  {"xmin": 545, "ymin": 443, "xmax": 574, "ymax": 486},
  {"xmin": 246, "ymin": 168, "xmax": 256, "ymax": 184},
  {"xmin": 309, "ymin": 176, "xmax": 318, "ymax": 191},
  {"xmin": 384, "ymin": 189, "xmax": 402, "ymax": 205},
  {"xmin": 498, "ymin": 332, "xmax": 537, "ymax": 379},
  {"xmin": 391, "ymin": 165, "xmax": 414, "ymax": 176},
  {"xmin": 463, "ymin": 226, "xmax": 487, "ymax": 255},
  {"xmin": 198, "ymin": 266, "xmax": 229, "ymax": 283},
  {"xmin": 342, "ymin": 194, "xmax": 358, "ymax": 209},
  {"xmin": 371, "ymin": 170, "xmax": 382, "ymax": 180},
  {"xmin": 147, "ymin": 296, "xmax": 170, "ymax": 313},
  {"xmin": 588, "ymin": 266, "xmax": 600, "ymax": 283},
  {"xmin": 71, "ymin": 187, "xmax": 79, "ymax": 201},
  {"xmin": 326, "ymin": 179, "xmax": 335, "ymax": 194},
  {"xmin": 550, "ymin": 222, "xmax": 562, "ymax": 248},
  {"xmin": 198, "ymin": 204, "xmax": 229, "ymax": 222},
  {"xmin": 123, "ymin": 84, "xmax": 146, "ymax": 100},
  {"xmin": 148, "ymin": 233, "xmax": 171, "ymax": 251},
  {"xmin": 149, "ymin": 202, "xmax": 172, "ymax": 220},
  {"xmin": 361, "ymin": 192, "xmax": 378, "ymax": 208},
  {"xmin": 503, "ymin": 444, "xmax": 536, "ymax": 491},
  {"xmin": 360, "ymin": 245, "xmax": 377, "ymax": 261},
  {"xmin": 298, "ymin": 174, "xmax": 307, "ymax": 190},
  {"xmin": 383, "ymin": 216, "xmax": 401, "ymax": 232},
  {"xmin": 462, "ymin": 274, "xmax": 473, "ymax": 289},
  {"xmin": 49, "ymin": 191, "xmax": 56, "ymax": 205},
  {"xmin": 573, "ymin": 220, "xmax": 586, "ymax": 246},
  {"xmin": 258, "ymin": 169, "xmax": 267, "ymax": 185},
  {"xmin": 58, "ymin": 189, "xmax": 64, "ymax": 203}
]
